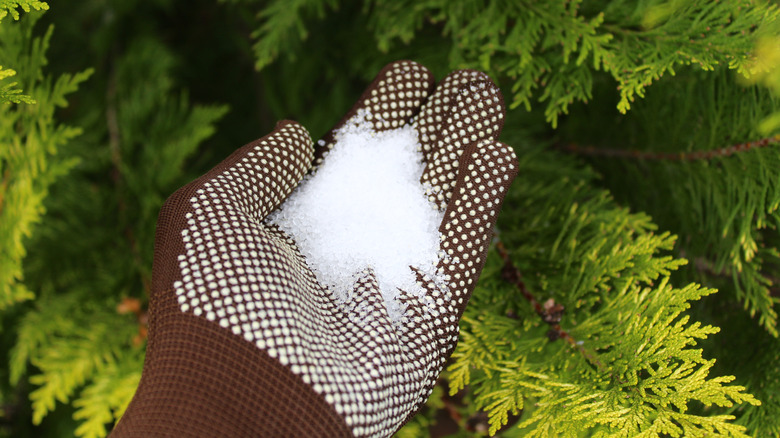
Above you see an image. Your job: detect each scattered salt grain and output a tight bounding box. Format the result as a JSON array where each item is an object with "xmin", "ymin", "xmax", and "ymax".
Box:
[{"xmin": 267, "ymin": 113, "xmax": 445, "ymax": 322}]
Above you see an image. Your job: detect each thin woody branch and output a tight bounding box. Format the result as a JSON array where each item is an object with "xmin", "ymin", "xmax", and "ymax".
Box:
[
  {"xmin": 560, "ymin": 134, "xmax": 780, "ymax": 161},
  {"xmin": 495, "ymin": 239, "xmax": 618, "ymax": 381}
]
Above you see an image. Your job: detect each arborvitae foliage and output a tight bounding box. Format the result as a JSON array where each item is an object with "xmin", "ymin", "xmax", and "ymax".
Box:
[
  {"xmin": 444, "ymin": 146, "xmax": 759, "ymax": 436},
  {"xmin": 1, "ymin": 3, "xmax": 226, "ymax": 436},
  {"xmin": 0, "ymin": 1, "xmax": 47, "ymax": 23},
  {"xmin": 0, "ymin": 11, "xmax": 89, "ymax": 310},
  {"xmin": 0, "ymin": 66, "xmax": 34, "ymax": 104},
  {"xmin": 2, "ymin": 1, "xmax": 780, "ymax": 436},
  {"xmin": 557, "ymin": 70, "xmax": 780, "ymax": 336},
  {"xmin": 9, "ymin": 31, "xmax": 226, "ymax": 437},
  {"xmin": 252, "ymin": 0, "xmax": 780, "ymax": 126}
]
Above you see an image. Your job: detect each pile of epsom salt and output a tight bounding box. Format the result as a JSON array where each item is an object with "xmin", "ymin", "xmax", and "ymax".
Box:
[{"xmin": 267, "ymin": 112, "xmax": 444, "ymax": 322}]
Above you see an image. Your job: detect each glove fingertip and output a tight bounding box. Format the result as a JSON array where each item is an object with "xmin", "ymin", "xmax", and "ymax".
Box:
[
  {"xmin": 414, "ymin": 69, "xmax": 503, "ymax": 156},
  {"xmin": 418, "ymin": 74, "xmax": 506, "ymax": 210}
]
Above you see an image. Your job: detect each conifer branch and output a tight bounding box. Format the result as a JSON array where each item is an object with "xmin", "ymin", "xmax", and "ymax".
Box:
[
  {"xmin": 494, "ymin": 239, "xmax": 620, "ymax": 384},
  {"xmin": 555, "ymin": 69, "xmax": 780, "ymax": 335},
  {"xmin": 11, "ymin": 35, "xmax": 227, "ymax": 435},
  {"xmin": 0, "ymin": 66, "xmax": 34, "ymax": 103},
  {"xmin": 0, "ymin": 0, "xmax": 47, "ymax": 23},
  {"xmin": 0, "ymin": 13, "xmax": 89, "ymax": 310}
]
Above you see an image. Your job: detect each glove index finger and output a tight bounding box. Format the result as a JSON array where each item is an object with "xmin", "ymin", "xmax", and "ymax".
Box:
[
  {"xmin": 437, "ymin": 139, "xmax": 518, "ymax": 319},
  {"xmin": 314, "ymin": 60, "xmax": 435, "ymax": 167}
]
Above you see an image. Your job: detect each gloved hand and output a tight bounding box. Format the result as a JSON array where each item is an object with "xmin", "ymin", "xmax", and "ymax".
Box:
[{"xmin": 113, "ymin": 60, "xmax": 518, "ymax": 437}]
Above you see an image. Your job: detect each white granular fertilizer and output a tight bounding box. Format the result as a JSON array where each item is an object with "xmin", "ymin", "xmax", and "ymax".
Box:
[{"xmin": 268, "ymin": 114, "xmax": 444, "ymax": 322}]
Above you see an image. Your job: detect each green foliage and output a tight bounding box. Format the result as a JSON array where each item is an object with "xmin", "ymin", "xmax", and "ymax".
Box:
[
  {"xmin": 446, "ymin": 145, "xmax": 758, "ymax": 437},
  {"xmin": 10, "ymin": 34, "xmax": 226, "ymax": 438},
  {"xmin": 0, "ymin": 12, "xmax": 90, "ymax": 310},
  {"xmin": 247, "ymin": 0, "xmax": 780, "ymax": 126},
  {"xmin": 707, "ymin": 304, "xmax": 780, "ymax": 437},
  {"xmin": 0, "ymin": 0, "xmax": 47, "ymax": 22},
  {"xmin": 730, "ymin": 338, "xmax": 780, "ymax": 437},
  {"xmin": 72, "ymin": 356, "xmax": 142, "ymax": 438},
  {"xmin": 370, "ymin": 0, "xmax": 780, "ymax": 126},
  {"xmin": 558, "ymin": 70, "xmax": 780, "ymax": 336},
  {"xmin": 0, "ymin": 0, "xmax": 42, "ymax": 118},
  {"xmin": 0, "ymin": 66, "xmax": 34, "ymax": 103},
  {"xmin": 741, "ymin": 35, "xmax": 780, "ymax": 134},
  {"xmin": 9, "ymin": 291, "xmax": 143, "ymax": 437},
  {"xmin": 1, "ymin": 3, "xmax": 226, "ymax": 436},
  {"xmin": 250, "ymin": 0, "xmax": 339, "ymax": 70},
  {"xmin": 2, "ymin": 0, "xmax": 780, "ymax": 436},
  {"xmin": 26, "ymin": 304, "xmax": 137, "ymax": 425}
]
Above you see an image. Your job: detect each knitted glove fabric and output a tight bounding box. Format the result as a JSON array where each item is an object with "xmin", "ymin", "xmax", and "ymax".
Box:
[{"xmin": 112, "ymin": 60, "xmax": 518, "ymax": 438}]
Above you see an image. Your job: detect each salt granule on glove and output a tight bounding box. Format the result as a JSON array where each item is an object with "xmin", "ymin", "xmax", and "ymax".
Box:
[
  {"xmin": 112, "ymin": 60, "xmax": 518, "ymax": 438},
  {"xmin": 268, "ymin": 112, "xmax": 446, "ymax": 322}
]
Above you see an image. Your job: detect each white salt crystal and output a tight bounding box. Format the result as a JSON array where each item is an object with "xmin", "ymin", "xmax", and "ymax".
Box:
[{"xmin": 267, "ymin": 112, "xmax": 445, "ymax": 322}]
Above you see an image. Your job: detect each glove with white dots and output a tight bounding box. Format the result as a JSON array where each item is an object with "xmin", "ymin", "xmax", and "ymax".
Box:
[{"xmin": 113, "ymin": 60, "xmax": 518, "ymax": 438}]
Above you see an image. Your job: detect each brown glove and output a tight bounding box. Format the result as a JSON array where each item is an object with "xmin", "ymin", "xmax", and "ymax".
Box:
[{"xmin": 112, "ymin": 60, "xmax": 518, "ymax": 437}]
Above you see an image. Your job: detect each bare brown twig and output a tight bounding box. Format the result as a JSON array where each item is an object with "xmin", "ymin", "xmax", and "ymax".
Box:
[{"xmin": 560, "ymin": 134, "xmax": 780, "ymax": 161}]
